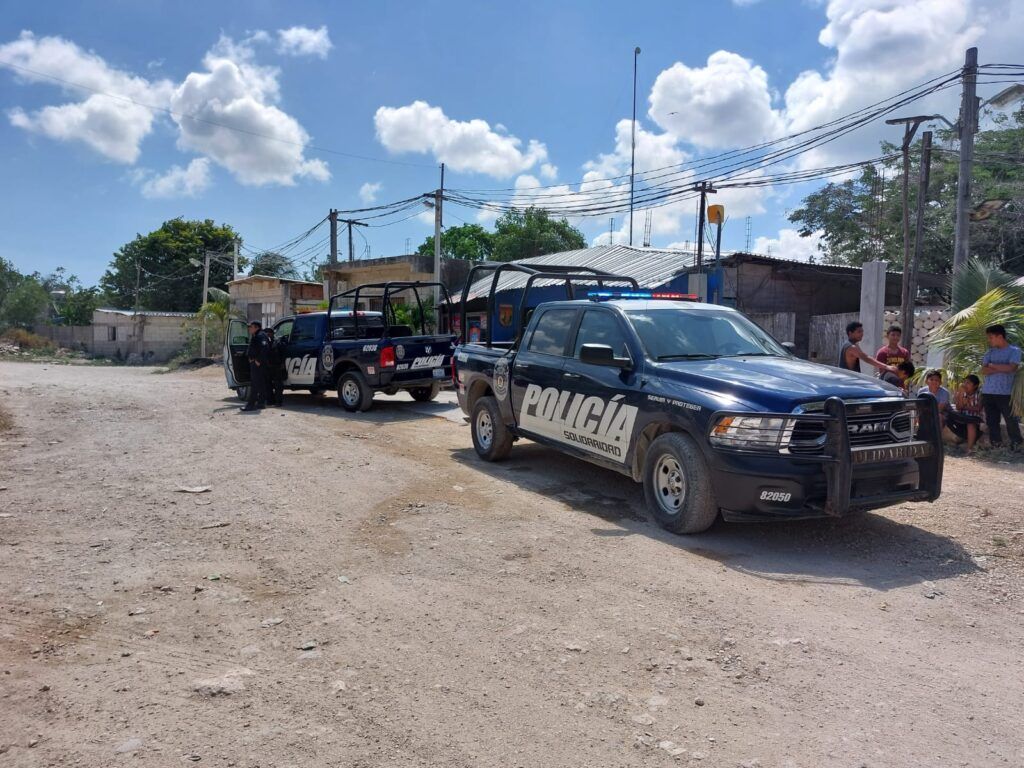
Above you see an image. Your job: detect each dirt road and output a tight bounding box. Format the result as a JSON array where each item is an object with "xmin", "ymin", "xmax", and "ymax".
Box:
[{"xmin": 1, "ymin": 361, "xmax": 1022, "ymax": 767}]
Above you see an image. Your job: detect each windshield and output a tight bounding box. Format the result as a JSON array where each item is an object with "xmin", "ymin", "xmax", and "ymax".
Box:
[{"xmin": 627, "ymin": 309, "xmax": 790, "ymax": 360}]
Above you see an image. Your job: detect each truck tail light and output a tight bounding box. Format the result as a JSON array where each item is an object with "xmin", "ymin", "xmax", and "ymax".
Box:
[{"xmin": 380, "ymin": 346, "xmax": 395, "ymax": 368}]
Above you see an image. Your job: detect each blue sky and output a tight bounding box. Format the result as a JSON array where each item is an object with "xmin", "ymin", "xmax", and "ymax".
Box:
[{"xmin": 1, "ymin": 0, "xmax": 1021, "ymax": 287}]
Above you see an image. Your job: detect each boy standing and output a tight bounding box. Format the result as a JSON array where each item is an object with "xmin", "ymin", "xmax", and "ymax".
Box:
[
  {"xmin": 876, "ymin": 325, "xmax": 910, "ymax": 375},
  {"xmin": 981, "ymin": 324, "xmax": 1022, "ymax": 448}
]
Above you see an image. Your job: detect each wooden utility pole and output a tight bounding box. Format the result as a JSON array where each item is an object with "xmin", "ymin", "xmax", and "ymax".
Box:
[
  {"xmin": 885, "ymin": 115, "xmax": 929, "ymax": 340},
  {"xmin": 629, "ymin": 46, "xmax": 641, "ymax": 246},
  {"xmin": 904, "ymin": 131, "xmax": 932, "ymax": 353},
  {"xmin": 232, "ymin": 238, "xmax": 239, "ymax": 281},
  {"xmin": 953, "ymin": 47, "xmax": 978, "ymax": 278}
]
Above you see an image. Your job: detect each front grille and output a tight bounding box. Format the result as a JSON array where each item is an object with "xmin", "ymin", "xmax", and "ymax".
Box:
[{"xmin": 786, "ymin": 402, "xmax": 915, "ymax": 456}]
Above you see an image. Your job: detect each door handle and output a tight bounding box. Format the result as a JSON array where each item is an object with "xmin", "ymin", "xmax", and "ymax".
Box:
[
  {"xmin": 563, "ymin": 372, "xmax": 582, "ymax": 380},
  {"xmin": 515, "ymin": 363, "xmax": 531, "ymax": 370}
]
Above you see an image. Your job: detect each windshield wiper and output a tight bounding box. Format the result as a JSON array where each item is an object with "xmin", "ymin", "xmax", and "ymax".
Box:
[
  {"xmin": 720, "ymin": 352, "xmax": 778, "ymax": 357},
  {"xmin": 657, "ymin": 353, "xmax": 720, "ymax": 361}
]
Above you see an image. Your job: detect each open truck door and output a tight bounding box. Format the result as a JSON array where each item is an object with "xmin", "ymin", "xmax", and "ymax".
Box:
[{"xmin": 223, "ymin": 318, "xmax": 251, "ymax": 401}]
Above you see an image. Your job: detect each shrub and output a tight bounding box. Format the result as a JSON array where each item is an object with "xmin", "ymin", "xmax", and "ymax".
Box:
[{"xmin": 0, "ymin": 328, "xmax": 55, "ymax": 350}]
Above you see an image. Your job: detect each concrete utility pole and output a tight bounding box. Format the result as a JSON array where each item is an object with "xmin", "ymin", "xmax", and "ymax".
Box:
[
  {"xmin": 328, "ymin": 208, "xmax": 338, "ymax": 296},
  {"xmin": 199, "ymin": 250, "xmax": 211, "ymax": 358},
  {"xmin": 336, "ymin": 219, "xmax": 368, "ymax": 263},
  {"xmin": 693, "ymin": 181, "xmax": 716, "ymax": 273},
  {"xmin": 433, "ymin": 163, "xmax": 445, "ymax": 313},
  {"xmin": 232, "ymin": 238, "xmax": 239, "ymax": 281},
  {"xmin": 953, "ymin": 47, "xmax": 979, "ymax": 278},
  {"xmin": 904, "ymin": 131, "xmax": 933, "ymax": 353},
  {"xmin": 629, "ymin": 46, "xmax": 641, "ymax": 246}
]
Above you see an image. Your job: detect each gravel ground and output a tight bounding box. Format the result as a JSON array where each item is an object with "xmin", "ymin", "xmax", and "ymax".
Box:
[{"xmin": 0, "ymin": 360, "xmax": 1022, "ymax": 767}]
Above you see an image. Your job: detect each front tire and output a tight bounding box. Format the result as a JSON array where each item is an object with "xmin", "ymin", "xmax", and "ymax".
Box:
[
  {"xmin": 410, "ymin": 382, "xmax": 441, "ymax": 402},
  {"xmin": 642, "ymin": 433, "xmax": 718, "ymax": 534},
  {"xmin": 471, "ymin": 396, "xmax": 513, "ymax": 461},
  {"xmin": 337, "ymin": 371, "xmax": 374, "ymax": 412}
]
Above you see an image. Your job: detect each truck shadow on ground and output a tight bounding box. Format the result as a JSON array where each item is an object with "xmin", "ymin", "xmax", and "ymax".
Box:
[
  {"xmin": 215, "ymin": 393, "xmax": 460, "ymax": 423},
  {"xmin": 450, "ymin": 442, "xmax": 980, "ymax": 592}
]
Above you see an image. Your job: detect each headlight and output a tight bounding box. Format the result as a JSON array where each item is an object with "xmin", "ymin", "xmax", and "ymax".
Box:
[{"xmin": 710, "ymin": 415, "xmax": 793, "ymax": 451}]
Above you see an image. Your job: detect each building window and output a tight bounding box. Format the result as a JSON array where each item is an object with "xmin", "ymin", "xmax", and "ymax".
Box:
[
  {"xmin": 107, "ymin": 326, "xmax": 117, "ymax": 342},
  {"xmin": 262, "ymin": 302, "xmax": 278, "ymax": 327}
]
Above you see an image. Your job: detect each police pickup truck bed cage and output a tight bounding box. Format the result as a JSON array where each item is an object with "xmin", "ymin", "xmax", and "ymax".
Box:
[
  {"xmin": 460, "ymin": 262, "xmax": 640, "ymax": 347},
  {"xmin": 328, "ymin": 281, "xmax": 454, "ymax": 340}
]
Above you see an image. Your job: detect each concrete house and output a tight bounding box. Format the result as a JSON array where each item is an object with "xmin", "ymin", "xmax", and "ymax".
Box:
[
  {"xmin": 91, "ymin": 308, "xmax": 194, "ymax": 362},
  {"xmin": 226, "ymin": 275, "xmax": 326, "ymax": 326}
]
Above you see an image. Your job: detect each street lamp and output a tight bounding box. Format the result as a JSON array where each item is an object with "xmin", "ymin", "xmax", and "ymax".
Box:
[{"xmin": 629, "ymin": 46, "xmax": 641, "ymax": 247}]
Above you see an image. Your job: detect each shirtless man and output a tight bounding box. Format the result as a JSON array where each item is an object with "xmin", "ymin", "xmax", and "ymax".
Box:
[{"xmin": 838, "ymin": 321, "xmax": 897, "ymax": 376}]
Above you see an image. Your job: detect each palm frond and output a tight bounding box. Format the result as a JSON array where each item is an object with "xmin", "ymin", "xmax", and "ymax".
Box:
[
  {"xmin": 951, "ymin": 258, "xmax": 1024, "ymax": 312},
  {"xmin": 931, "ymin": 287, "xmax": 1024, "ymax": 414}
]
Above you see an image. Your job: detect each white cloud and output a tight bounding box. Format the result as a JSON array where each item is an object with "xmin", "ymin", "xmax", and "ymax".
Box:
[
  {"xmin": 0, "ymin": 31, "xmax": 173, "ymax": 163},
  {"xmin": 359, "ymin": 181, "xmax": 382, "ymax": 203},
  {"xmin": 137, "ymin": 158, "xmax": 212, "ymax": 199},
  {"xmin": 540, "ymin": 162, "xmax": 559, "ymax": 180},
  {"xmin": 649, "ymin": 51, "xmax": 784, "ymax": 150},
  {"xmin": 374, "ymin": 100, "xmax": 549, "ymax": 178},
  {"xmin": 0, "ymin": 30, "xmax": 329, "ymax": 189},
  {"xmin": 169, "ymin": 35, "xmax": 330, "ymax": 186},
  {"xmin": 277, "ymin": 25, "xmax": 333, "ymax": 59},
  {"xmin": 781, "ymin": 0, "xmax": 984, "ymax": 167},
  {"xmin": 753, "ymin": 228, "xmax": 824, "ymax": 261}
]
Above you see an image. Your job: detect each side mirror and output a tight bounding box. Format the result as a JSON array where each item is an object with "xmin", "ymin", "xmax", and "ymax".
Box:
[
  {"xmin": 580, "ymin": 343, "xmax": 631, "ymax": 369},
  {"xmin": 782, "ymin": 341, "xmax": 796, "ymax": 351}
]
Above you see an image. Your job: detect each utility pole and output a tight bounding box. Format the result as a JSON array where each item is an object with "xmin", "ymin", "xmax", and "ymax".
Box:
[
  {"xmin": 629, "ymin": 46, "xmax": 641, "ymax": 246},
  {"xmin": 609, "ymin": 218, "xmax": 615, "ymax": 244},
  {"xmin": 885, "ymin": 114, "xmax": 930, "ymax": 339},
  {"xmin": 134, "ymin": 260, "xmax": 141, "ymax": 312},
  {"xmin": 331, "ymin": 218, "xmax": 369, "ymax": 265},
  {"xmin": 953, "ymin": 46, "xmax": 979, "ymax": 278},
  {"xmin": 434, "ymin": 163, "xmax": 445, "ymax": 313},
  {"xmin": 328, "ymin": 208, "xmax": 338, "ymax": 296},
  {"xmin": 904, "ymin": 131, "xmax": 932, "ymax": 353},
  {"xmin": 693, "ymin": 181, "xmax": 716, "ymax": 272},
  {"xmin": 199, "ymin": 250, "xmax": 211, "ymax": 358},
  {"xmin": 232, "ymin": 238, "xmax": 239, "ymax": 281}
]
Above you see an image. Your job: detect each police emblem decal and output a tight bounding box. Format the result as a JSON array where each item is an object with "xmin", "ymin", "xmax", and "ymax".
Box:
[
  {"xmin": 493, "ymin": 357, "xmax": 510, "ymax": 400},
  {"xmin": 321, "ymin": 345, "xmax": 334, "ymax": 370},
  {"xmin": 396, "ymin": 344, "xmax": 405, "ymax": 360}
]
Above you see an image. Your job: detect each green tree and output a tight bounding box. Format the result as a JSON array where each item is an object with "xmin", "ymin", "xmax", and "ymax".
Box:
[
  {"xmin": 491, "ymin": 208, "xmax": 586, "ymax": 262},
  {"xmin": 417, "ymin": 223, "xmax": 494, "ymax": 261},
  {"xmin": 35, "ymin": 268, "xmax": 100, "ymax": 325},
  {"xmin": 0, "ymin": 275, "xmax": 49, "ymax": 329},
  {"xmin": 248, "ymin": 251, "xmax": 298, "ymax": 278},
  {"xmin": 100, "ymin": 218, "xmax": 243, "ymax": 312},
  {"xmin": 789, "ymin": 107, "xmax": 1024, "ymax": 274}
]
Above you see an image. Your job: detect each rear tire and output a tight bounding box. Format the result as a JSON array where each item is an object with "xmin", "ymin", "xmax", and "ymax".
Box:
[
  {"xmin": 337, "ymin": 371, "xmax": 374, "ymax": 412},
  {"xmin": 410, "ymin": 382, "xmax": 441, "ymax": 402},
  {"xmin": 471, "ymin": 396, "xmax": 513, "ymax": 461},
  {"xmin": 236, "ymin": 386, "xmax": 250, "ymax": 402},
  {"xmin": 642, "ymin": 433, "xmax": 718, "ymax": 534}
]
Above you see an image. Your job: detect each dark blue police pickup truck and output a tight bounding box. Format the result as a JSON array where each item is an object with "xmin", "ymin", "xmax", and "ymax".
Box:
[
  {"xmin": 453, "ymin": 263, "xmax": 943, "ymax": 534},
  {"xmin": 224, "ymin": 281, "xmax": 456, "ymax": 411}
]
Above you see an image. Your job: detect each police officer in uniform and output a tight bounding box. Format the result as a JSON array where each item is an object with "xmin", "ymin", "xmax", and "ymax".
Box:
[
  {"xmin": 265, "ymin": 327, "xmax": 285, "ymax": 406},
  {"xmin": 240, "ymin": 321, "xmax": 270, "ymax": 412}
]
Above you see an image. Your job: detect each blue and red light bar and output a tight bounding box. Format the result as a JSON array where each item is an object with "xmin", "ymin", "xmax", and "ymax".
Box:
[{"xmin": 587, "ymin": 290, "xmax": 699, "ymax": 301}]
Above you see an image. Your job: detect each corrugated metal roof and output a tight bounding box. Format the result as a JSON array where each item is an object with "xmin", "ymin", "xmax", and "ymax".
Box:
[
  {"xmin": 461, "ymin": 245, "xmax": 697, "ymax": 302},
  {"xmin": 226, "ymin": 274, "xmax": 322, "ymax": 285},
  {"xmin": 95, "ymin": 308, "xmax": 196, "ymax": 318}
]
